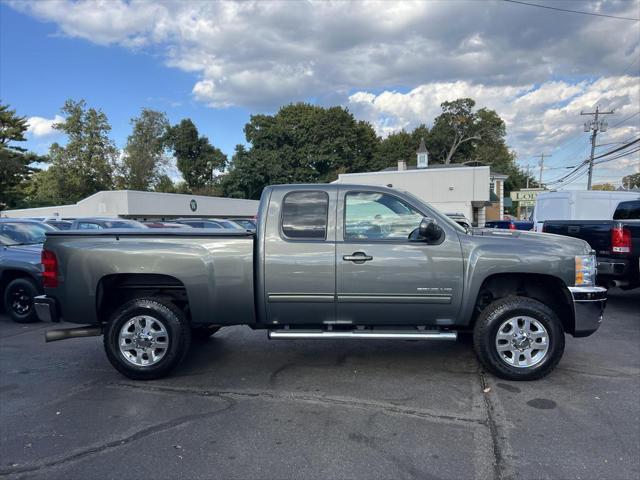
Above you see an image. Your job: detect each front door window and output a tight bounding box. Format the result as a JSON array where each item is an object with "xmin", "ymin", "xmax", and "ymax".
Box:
[{"xmin": 344, "ymin": 192, "xmax": 423, "ymax": 241}]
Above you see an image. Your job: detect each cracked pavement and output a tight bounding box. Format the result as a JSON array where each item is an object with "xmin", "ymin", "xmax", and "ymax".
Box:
[{"xmin": 1, "ymin": 288, "xmax": 638, "ymax": 479}]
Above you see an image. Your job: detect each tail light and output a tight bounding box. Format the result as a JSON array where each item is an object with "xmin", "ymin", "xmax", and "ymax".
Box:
[
  {"xmin": 41, "ymin": 249, "xmax": 59, "ymax": 287},
  {"xmin": 509, "ymin": 222, "xmax": 516, "ymax": 230},
  {"xmin": 611, "ymin": 225, "xmax": 631, "ymax": 253}
]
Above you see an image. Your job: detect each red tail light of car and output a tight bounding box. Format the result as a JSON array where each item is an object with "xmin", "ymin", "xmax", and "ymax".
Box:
[
  {"xmin": 611, "ymin": 225, "xmax": 631, "ymax": 253},
  {"xmin": 509, "ymin": 222, "xmax": 516, "ymax": 230},
  {"xmin": 41, "ymin": 249, "xmax": 59, "ymax": 287}
]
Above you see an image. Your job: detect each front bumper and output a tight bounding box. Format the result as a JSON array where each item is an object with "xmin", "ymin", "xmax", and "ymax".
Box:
[
  {"xmin": 33, "ymin": 295, "xmax": 60, "ymax": 323},
  {"xmin": 568, "ymin": 286, "xmax": 606, "ymax": 338}
]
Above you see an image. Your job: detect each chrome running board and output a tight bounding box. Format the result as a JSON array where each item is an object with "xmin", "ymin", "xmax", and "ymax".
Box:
[{"xmin": 268, "ymin": 330, "xmax": 457, "ymax": 340}]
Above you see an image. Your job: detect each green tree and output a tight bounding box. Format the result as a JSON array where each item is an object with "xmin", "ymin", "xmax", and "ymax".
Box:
[
  {"xmin": 154, "ymin": 174, "xmax": 176, "ymax": 193},
  {"xmin": 223, "ymin": 103, "xmax": 379, "ymax": 199},
  {"xmin": 372, "ymin": 124, "xmax": 430, "ymax": 171},
  {"xmin": 622, "ymin": 172, "xmax": 640, "ymax": 189},
  {"xmin": 119, "ymin": 109, "xmax": 169, "ymax": 190},
  {"xmin": 592, "ymin": 183, "xmax": 616, "ymax": 191},
  {"xmin": 428, "ymin": 98, "xmax": 505, "ymax": 165},
  {"xmin": 34, "ymin": 99, "xmax": 118, "ymax": 204},
  {"xmin": 164, "ymin": 119, "xmax": 226, "ymax": 192},
  {"xmin": 373, "ymin": 131, "xmax": 414, "ymax": 171},
  {"xmin": 0, "ymin": 103, "xmax": 42, "ymax": 209}
]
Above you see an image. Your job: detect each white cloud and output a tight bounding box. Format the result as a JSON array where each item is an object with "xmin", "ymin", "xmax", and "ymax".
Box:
[
  {"xmin": 8, "ymin": 0, "xmax": 640, "ymax": 176},
  {"xmin": 26, "ymin": 115, "xmax": 64, "ymax": 137},
  {"xmin": 8, "ymin": 0, "xmax": 640, "ymax": 110},
  {"xmin": 348, "ymin": 75, "xmax": 640, "ymax": 163}
]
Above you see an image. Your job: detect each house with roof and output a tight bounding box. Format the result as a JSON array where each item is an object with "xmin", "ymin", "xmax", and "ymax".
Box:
[{"xmin": 333, "ymin": 139, "xmax": 508, "ymax": 227}]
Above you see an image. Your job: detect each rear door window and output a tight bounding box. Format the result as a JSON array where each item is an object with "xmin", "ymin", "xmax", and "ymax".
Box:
[{"xmin": 281, "ymin": 191, "xmax": 329, "ymax": 240}]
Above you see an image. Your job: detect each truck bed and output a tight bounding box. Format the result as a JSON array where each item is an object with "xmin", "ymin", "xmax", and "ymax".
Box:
[{"xmin": 44, "ymin": 229, "xmax": 256, "ymax": 325}]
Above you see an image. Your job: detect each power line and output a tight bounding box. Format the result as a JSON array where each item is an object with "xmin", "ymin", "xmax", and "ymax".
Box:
[
  {"xmin": 502, "ymin": 0, "xmax": 640, "ymax": 22},
  {"xmin": 544, "ymin": 137, "xmax": 640, "ymax": 186},
  {"xmin": 610, "ymin": 111, "xmax": 640, "ymax": 128}
]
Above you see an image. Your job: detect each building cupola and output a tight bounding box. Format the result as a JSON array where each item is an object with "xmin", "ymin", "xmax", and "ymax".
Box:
[{"xmin": 416, "ymin": 137, "xmax": 429, "ymax": 169}]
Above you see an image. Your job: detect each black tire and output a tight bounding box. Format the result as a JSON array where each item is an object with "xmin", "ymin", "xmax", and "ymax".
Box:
[
  {"xmin": 191, "ymin": 325, "xmax": 221, "ymax": 340},
  {"xmin": 104, "ymin": 298, "xmax": 191, "ymax": 380},
  {"xmin": 473, "ymin": 296, "xmax": 565, "ymax": 381},
  {"xmin": 4, "ymin": 277, "xmax": 40, "ymax": 323}
]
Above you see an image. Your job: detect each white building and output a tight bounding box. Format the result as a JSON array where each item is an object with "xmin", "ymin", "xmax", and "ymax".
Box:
[
  {"xmin": 2, "ymin": 190, "xmax": 259, "ymax": 220},
  {"xmin": 334, "ymin": 140, "xmax": 507, "ymax": 227}
]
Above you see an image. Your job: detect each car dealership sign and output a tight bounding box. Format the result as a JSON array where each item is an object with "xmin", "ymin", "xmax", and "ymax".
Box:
[{"xmin": 510, "ymin": 188, "xmax": 545, "ymax": 207}]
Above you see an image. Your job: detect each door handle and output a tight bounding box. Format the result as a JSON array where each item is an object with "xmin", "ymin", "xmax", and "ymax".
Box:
[{"xmin": 343, "ymin": 252, "xmax": 373, "ymax": 263}]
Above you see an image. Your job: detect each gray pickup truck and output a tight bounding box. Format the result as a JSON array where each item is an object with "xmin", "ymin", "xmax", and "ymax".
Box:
[{"xmin": 34, "ymin": 184, "xmax": 606, "ymax": 381}]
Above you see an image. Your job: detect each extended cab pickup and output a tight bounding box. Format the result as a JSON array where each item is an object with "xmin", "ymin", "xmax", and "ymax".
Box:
[
  {"xmin": 34, "ymin": 184, "xmax": 607, "ymax": 381},
  {"xmin": 543, "ymin": 199, "xmax": 640, "ymax": 290}
]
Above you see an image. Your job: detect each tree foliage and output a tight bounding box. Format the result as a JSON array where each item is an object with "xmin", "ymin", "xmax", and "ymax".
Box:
[
  {"xmin": 0, "ymin": 103, "xmax": 41, "ymax": 209},
  {"xmin": 372, "ymin": 124, "xmax": 430, "ymax": 171},
  {"xmin": 164, "ymin": 119, "xmax": 226, "ymax": 192},
  {"xmin": 428, "ymin": 98, "xmax": 506, "ymax": 165},
  {"xmin": 222, "ymin": 103, "xmax": 378, "ymax": 199},
  {"xmin": 26, "ymin": 100, "xmax": 118, "ymax": 206},
  {"xmin": 622, "ymin": 172, "xmax": 639, "ymax": 189},
  {"xmin": 592, "ymin": 183, "xmax": 616, "ymax": 191},
  {"xmin": 119, "ymin": 109, "xmax": 169, "ymax": 190}
]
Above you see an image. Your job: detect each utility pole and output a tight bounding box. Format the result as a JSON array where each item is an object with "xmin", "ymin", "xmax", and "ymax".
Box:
[
  {"xmin": 580, "ymin": 106, "xmax": 614, "ymax": 190},
  {"xmin": 535, "ymin": 154, "xmax": 550, "ymax": 187}
]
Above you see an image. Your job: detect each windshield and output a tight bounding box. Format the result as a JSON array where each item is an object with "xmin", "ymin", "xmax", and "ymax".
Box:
[{"xmin": 0, "ymin": 222, "xmax": 54, "ymax": 245}]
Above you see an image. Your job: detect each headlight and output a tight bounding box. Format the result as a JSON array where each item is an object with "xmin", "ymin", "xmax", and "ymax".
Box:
[{"xmin": 575, "ymin": 255, "xmax": 596, "ymax": 286}]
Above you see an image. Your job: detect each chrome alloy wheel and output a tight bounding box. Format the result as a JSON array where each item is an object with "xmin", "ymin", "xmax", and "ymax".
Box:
[
  {"xmin": 119, "ymin": 315, "xmax": 169, "ymax": 367},
  {"xmin": 495, "ymin": 316, "xmax": 549, "ymax": 368}
]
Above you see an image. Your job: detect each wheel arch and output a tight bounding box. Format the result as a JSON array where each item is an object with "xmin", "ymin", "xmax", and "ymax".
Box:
[
  {"xmin": 1, "ymin": 269, "xmax": 41, "ymax": 291},
  {"xmin": 96, "ymin": 273, "xmax": 190, "ymax": 324},
  {"xmin": 469, "ymin": 273, "xmax": 575, "ymax": 334}
]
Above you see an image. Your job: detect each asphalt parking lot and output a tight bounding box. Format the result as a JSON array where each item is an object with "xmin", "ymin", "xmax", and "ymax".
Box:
[{"xmin": 0, "ymin": 288, "xmax": 638, "ymax": 480}]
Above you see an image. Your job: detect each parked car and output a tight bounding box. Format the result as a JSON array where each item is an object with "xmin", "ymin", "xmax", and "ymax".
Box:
[
  {"xmin": 229, "ymin": 218, "xmax": 257, "ymax": 231},
  {"xmin": 484, "ymin": 220, "xmax": 534, "ymax": 231},
  {"xmin": 543, "ymin": 199, "xmax": 640, "ymax": 289},
  {"xmin": 68, "ymin": 218, "xmax": 147, "ymax": 230},
  {"xmin": 533, "ymin": 190, "xmax": 638, "ymax": 232},
  {"xmin": 143, "ymin": 222, "xmax": 192, "ymax": 229},
  {"xmin": 0, "ymin": 219, "xmax": 56, "ymax": 322},
  {"xmin": 174, "ymin": 218, "xmax": 244, "ymax": 229},
  {"xmin": 34, "ymin": 184, "xmax": 606, "ymax": 382},
  {"xmin": 445, "ymin": 213, "xmax": 472, "ymax": 231},
  {"xmin": 45, "ymin": 220, "xmax": 73, "ymax": 230}
]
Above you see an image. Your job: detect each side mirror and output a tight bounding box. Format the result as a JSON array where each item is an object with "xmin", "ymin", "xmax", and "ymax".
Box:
[{"xmin": 418, "ymin": 217, "xmax": 443, "ymax": 243}]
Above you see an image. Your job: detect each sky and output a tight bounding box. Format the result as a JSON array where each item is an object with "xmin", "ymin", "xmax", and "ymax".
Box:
[{"xmin": 1, "ymin": 0, "xmax": 639, "ymax": 189}]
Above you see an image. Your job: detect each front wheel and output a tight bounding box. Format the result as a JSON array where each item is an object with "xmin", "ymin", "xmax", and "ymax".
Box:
[
  {"xmin": 104, "ymin": 298, "xmax": 191, "ymax": 380},
  {"xmin": 473, "ymin": 296, "xmax": 565, "ymax": 381}
]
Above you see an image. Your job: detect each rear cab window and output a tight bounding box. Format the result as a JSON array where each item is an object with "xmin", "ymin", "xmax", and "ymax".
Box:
[
  {"xmin": 281, "ymin": 191, "xmax": 329, "ymax": 240},
  {"xmin": 613, "ymin": 201, "xmax": 640, "ymax": 220}
]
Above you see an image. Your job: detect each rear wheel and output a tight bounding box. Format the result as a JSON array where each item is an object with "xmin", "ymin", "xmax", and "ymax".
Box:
[
  {"xmin": 104, "ymin": 298, "xmax": 191, "ymax": 380},
  {"xmin": 473, "ymin": 296, "xmax": 565, "ymax": 381},
  {"xmin": 4, "ymin": 277, "xmax": 40, "ymax": 323}
]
